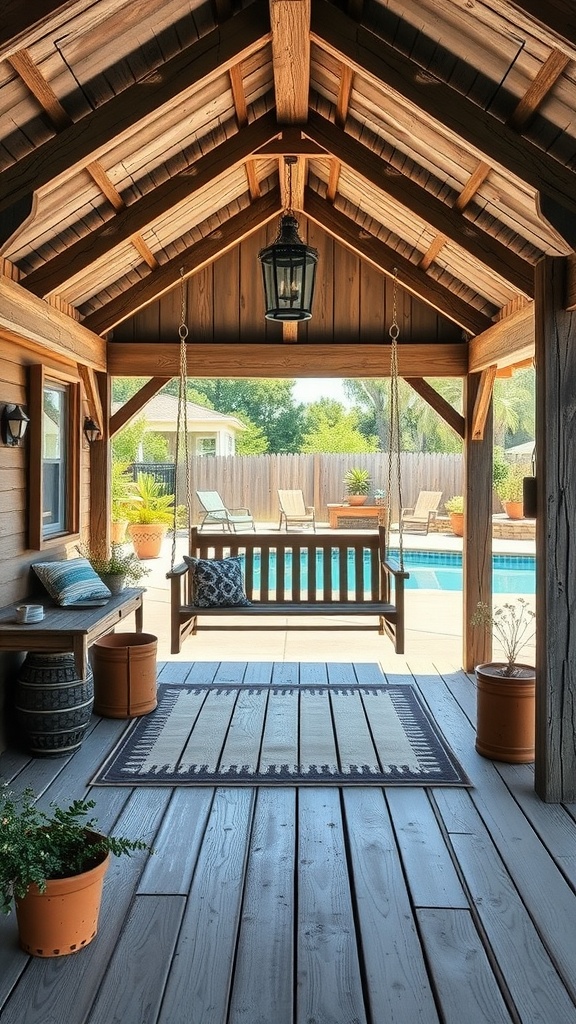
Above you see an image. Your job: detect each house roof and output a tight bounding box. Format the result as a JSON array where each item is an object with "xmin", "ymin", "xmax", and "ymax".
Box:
[
  {"xmin": 1, "ymin": 0, "xmax": 575, "ymax": 361},
  {"xmin": 111, "ymin": 393, "xmax": 246, "ymax": 431}
]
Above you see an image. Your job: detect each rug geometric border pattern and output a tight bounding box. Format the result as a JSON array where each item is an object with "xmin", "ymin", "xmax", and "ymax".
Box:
[{"xmin": 92, "ymin": 683, "xmax": 471, "ymax": 787}]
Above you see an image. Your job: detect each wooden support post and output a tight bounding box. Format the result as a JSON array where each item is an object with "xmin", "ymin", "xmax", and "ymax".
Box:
[
  {"xmin": 88, "ymin": 371, "xmax": 110, "ymax": 555},
  {"xmin": 462, "ymin": 373, "xmax": 493, "ymax": 671},
  {"xmin": 534, "ymin": 257, "xmax": 576, "ymax": 801}
]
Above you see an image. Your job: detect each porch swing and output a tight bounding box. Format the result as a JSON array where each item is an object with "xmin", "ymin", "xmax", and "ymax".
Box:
[{"xmin": 167, "ymin": 269, "xmax": 409, "ymax": 654}]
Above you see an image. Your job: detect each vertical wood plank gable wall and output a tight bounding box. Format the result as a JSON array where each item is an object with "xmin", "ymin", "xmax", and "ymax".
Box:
[{"xmin": 110, "ymin": 231, "xmax": 462, "ymax": 345}]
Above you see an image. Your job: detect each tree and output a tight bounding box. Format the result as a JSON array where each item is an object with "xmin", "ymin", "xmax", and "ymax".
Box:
[
  {"xmin": 189, "ymin": 379, "xmax": 306, "ymax": 452},
  {"xmin": 301, "ymin": 399, "xmax": 379, "ymax": 453}
]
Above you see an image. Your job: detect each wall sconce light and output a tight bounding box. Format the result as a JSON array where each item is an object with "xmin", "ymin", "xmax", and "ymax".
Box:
[
  {"xmin": 1, "ymin": 403, "xmax": 30, "ymax": 446},
  {"xmin": 83, "ymin": 417, "xmax": 102, "ymax": 445}
]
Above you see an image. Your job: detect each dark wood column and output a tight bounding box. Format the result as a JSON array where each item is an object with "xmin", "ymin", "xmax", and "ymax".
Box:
[
  {"xmin": 535, "ymin": 257, "xmax": 576, "ymax": 801},
  {"xmin": 462, "ymin": 373, "xmax": 493, "ymax": 671}
]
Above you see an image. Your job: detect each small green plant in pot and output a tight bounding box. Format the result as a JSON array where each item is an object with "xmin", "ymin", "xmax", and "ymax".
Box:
[
  {"xmin": 126, "ymin": 472, "xmax": 176, "ymax": 558},
  {"xmin": 344, "ymin": 468, "xmax": 371, "ymax": 506},
  {"xmin": 78, "ymin": 542, "xmax": 150, "ymax": 594},
  {"xmin": 444, "ymin": 495, "xmax": 464, "ymax": 536},
  {"xmin": 471, "ymin": 599, "xmax": 536, "ymax": 763},
  {"xmin": 0, "ymin": 786, "xmax": 152, "ymax": 956},
  {"xmin": 496, "ymin": 462, "xmax": 531, "ymax": 518}
]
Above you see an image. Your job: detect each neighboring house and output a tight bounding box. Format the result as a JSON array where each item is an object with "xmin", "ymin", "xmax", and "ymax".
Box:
[{"xmin": 113, "ymin": 394, "xmax": 246, "ymax": 458}]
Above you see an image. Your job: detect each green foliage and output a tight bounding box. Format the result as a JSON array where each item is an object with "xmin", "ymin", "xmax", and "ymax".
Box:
[
  {"xmin": 444, "ymin": 495, "xmax": 464, "ymax": 513},
  {"xmin": 111, "ymin": 461, "xmax": 134, "ymax": 522},
  {"xmin": 344, "ymin": 467, "xmax": 371, "ymax": 495},
  {"xmin": 77, "ymin": 542, "xmax": 150, "ymax": 585},
  {"xmin": 301, "ymin": 400, "xmax": 379, "ymax": 453},
  {"xmin": 496, "ymin": 462, "xmax": 531, "ymax": 502},
  {"xmin": 0, "ymin": 787, "xmax": 152, "ymax": 914},
  {"xmin": 125, "ymin": 473, "xmax": 175, "ymax": 525},
  {"xmin": 471, "ymin": 598, "xmax": 535, "ymax": 675},
  {"xmin": 189, "ymin": 379, "xmax": 306, "ymax": 453},
  {"xmin": 142, "ymin": 432, "xmax": 169, "ymax": 462},
  {"xmin": 234, "ymin": 417, "xmax": 269, "ymax": 455},
  {"xmin": 111, "ymin": 417, "xmax": 147, "ymax": 464},
  {"xmin": 493, "ymin": 446, "xmax": 508, "ymax": 491}
]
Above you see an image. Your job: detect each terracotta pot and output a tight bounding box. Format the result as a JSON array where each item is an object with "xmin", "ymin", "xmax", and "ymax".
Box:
[
  {"xmin": 449, "ymin": 512, "xmax": 464, "ymax": 537},
  {"xmin": 15, "ymin": 835, "xmax": 110, "ymax": 957},
  {"xmin": 92, "ymin": 632, "xmax": 158, "ymax": 717},
  {"xmin": 475, "ymin": 662, "xmax": 535, "ymax": 763},
  {"xmin": 347, "ymin": 495, "xmax": 367, "ymax": 506},
  {"xmin": 503, "ymin": 500, "xmax": 524, "ymax": 520},
  {"xmin": 127, "ymin": 522, "xmax": 168, "ymax": 559}
]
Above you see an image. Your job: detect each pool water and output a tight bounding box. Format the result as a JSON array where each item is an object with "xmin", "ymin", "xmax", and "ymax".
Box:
[
  {"xmin": 390, "ymin": 550, "xmax": 535, "ymax": 594},
  {"xmin": 249, "ymin": 549, "xmax": 535, "ymax": 595}
]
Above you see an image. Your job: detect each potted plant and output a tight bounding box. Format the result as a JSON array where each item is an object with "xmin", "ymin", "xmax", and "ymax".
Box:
[
  {"xmin": 125, "ymin": 472, "xmax": 175, "ymax": 558},
  {"xmin": 110, "ymin": 462, "xmax": 135, "ymax": 544},
  {"xmin": 471, "ymin": 598, "xmax": 536, "ymax": 762},
  {"xmin": 496, "ymin": 462, "xmax": 530, "ymax": 519},
  {"xmin": 343, "ymin": 467, "xmax": 371, "ymax": 506},
  {"xmin": 0, "ymin": 786, "xmax": 151, "ymax": 957},
  {"xmin": 444, "ymin": 495, "xmax": 464, "ymax": 536},
  {"xmin": 79, "ymin": 542, "xmax": 150, "ymax": 594}
]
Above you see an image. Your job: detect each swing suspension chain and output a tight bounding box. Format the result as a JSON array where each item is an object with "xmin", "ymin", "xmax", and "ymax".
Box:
[
  {"xmin": 386, "ymin": 268, "xmax": 404, "ymax": 568},
  {"xmin": 171, "ymin": 268, "xmax": 192, "ymax": 570}
]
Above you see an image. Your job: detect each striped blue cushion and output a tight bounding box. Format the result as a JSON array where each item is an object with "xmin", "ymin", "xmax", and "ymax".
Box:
[{"xmin": 33, "ymin": 558, "xmax": 111, "ymax": 606}]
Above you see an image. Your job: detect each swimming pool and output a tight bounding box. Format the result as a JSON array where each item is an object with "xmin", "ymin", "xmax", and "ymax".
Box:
[
  {"xmin": 389, "ymin": 550, "xmax": 535, "ymax": 594},
  {"xmin": 248, "ymin": 549, "xmax": 535, "ymax": 595}
]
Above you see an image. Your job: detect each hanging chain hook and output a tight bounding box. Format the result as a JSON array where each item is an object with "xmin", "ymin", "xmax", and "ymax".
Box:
[
  {"xmin": 386, "ymin": 267, "xmax": 404, "ymax": 568},
  {"xmin": 285, "ymin": 155, "xmax": 296, "ymax": 215}
]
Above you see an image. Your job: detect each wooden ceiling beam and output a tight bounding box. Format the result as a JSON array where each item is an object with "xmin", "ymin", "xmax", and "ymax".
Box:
[
  {"xmin": 254, "ymin": 131, "xmax": 326, "ymax": 156},
  {"xmin": 8, "ymin": 49, "xmax": 157, "ymax": 274},
  {"xmin": 110, "ymin": 378, "xmax": 172, "ymax": 436},
  {"xmin": 468, "ymin": 303, "xmax": 534, "ymax": 372},
  {"xmin": 305, "ymin": 112, "xmax": 533, "ymax": 295},
  {"xmin": 0, "ymin": 1, "xmax": 98, "ymax": 59},
  {"xmin": 311, "ymin": 0, "xmax": 576, "ymax": 215},
  {"xmin": 404, "ymin": 377, "xmax": 465, "ymax": 438},
  {"xmin": 304, "ymin": 188, "xmax": 491, "ymax": 335},
  {"xmin": 0, "ymin": 274, "xmax": 106, "ymax": 370},
  {"xmin": 82, "ymin": 190, "xmax": 283, "ymax": 337},
  {"xmin": 23, "ymin": 111, "xmax": 279, "ymax": 297},
  {"xmin": 453, "ymin": 162, "xmax": 491, "ymax": 213},
  {"xmin": 270, "ymin": 0, "xmax": 311, "ymax": 123},
  {"xmin": 108, "ymin": 342, "xmax": 468, "ymax": 379},
  {"xmin": 0, "ymin": 1, "xmax": 271, "ymax": 214},
  {"xmin": 503, "ymin": 2, "xmax": 576, "ymax": 48}
]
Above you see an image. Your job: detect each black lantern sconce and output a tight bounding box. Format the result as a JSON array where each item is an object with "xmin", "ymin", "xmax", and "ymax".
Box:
[
  {"xmin": 258, "ymin": 156, "xmax": 318, "ymax": 322},
  {"xmin": 83, "ymin": 417, "xmax": 102, "ymax": 445},
  {"xmin": 1, "ymin": 403, "xmax": 30, "ymax": 446}
]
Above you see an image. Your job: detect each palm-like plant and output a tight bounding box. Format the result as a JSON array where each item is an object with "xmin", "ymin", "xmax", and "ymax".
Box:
[{"xmin": 125, "ymin": 473, "xmax": 175, "ymax": 525}]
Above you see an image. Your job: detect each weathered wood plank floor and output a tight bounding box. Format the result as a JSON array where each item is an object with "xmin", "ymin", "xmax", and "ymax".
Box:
[{"xmin": 2, "ymin": 660, "xmax": 576, "ymax": 1024}]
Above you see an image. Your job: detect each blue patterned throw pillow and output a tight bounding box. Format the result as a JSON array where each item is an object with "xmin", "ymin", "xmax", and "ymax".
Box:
[
  {"xmin": 33, "ymin": 558, "xmax": 112, "ymax": 606},
  {"xmin": 184, "ymin": 555, "xmax": 251, "ymax": 608}
]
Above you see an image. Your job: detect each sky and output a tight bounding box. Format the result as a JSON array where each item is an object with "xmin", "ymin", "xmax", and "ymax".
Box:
[{"xmin": 292, "ymin": 378, "xmax": 349, "ymax": 405}]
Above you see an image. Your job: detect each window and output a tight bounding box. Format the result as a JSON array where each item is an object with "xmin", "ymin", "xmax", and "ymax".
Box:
[
  {"xmin": 29, "ymin": 365, "xmax": 81, "ymax": 549},
  {"xmin": 196, "ymin": 436, "xmax": 216, "ymax": 457}
]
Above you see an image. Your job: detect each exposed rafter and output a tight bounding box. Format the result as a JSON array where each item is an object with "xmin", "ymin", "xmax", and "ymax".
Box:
[
  {"xmin": 305, "ymin": 112, "xmax": 533, "ymax": 295},
  {"xmin": 304, "ymin": 189, "xmax": 492, "ymax": 335},
  {"xmin": 311, "ymin": 0, "xmax": 576, "ymax": 215},
  {"xmin": 23, "ymin": 112, "xmax": 279, "ymax": 297},
  {"xmin": 0, "ymin": 1, "xmax": 271, "ymax": 214},
  {"xmin": 82, "ymin": 190, "xmax": 282, "ymax": 336}
]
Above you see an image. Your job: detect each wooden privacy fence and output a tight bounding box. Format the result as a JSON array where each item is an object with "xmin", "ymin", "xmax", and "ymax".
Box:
[{"xmin": 173, "ymin": 453, "xmax": 463, "ymax": 525}]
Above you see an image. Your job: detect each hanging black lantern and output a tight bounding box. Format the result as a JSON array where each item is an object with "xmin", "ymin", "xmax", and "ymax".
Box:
[{"xmin": 258, "ymin": 157, "xmax": 318, "ymax": 321}]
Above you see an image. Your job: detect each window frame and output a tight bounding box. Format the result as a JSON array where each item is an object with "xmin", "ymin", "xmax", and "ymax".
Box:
[{"xmin": 29, "ymin": 363, "xmax": 81, "ymax": 550}]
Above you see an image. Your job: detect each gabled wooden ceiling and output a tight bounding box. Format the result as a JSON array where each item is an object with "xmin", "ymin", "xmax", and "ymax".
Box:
[{"xmin": 1, "ymin": 0, "xmax": 575, "ymax": 361}]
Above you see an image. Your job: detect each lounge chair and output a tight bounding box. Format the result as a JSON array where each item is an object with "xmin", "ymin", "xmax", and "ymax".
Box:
[
  {"xmin": 400, "ymin": 490, "xmax": 442, "ymax": 535},
  {"xmin": 278, "ymin": 489, "xmax": 316, "ymax": 531},
  {"xmin": 196, "ymin": 490, "xmax": 256, "ymax": 532}
]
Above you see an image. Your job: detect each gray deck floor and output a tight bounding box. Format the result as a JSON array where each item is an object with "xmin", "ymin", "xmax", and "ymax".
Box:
[{"xmin": 1, "ymin": 659, "xmax": 574, "ymax": 1024}]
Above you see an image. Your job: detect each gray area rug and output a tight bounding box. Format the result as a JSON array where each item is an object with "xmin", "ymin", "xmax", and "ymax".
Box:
[{"xmin": 92, "ymin": 683, "xmax": 470, "ymax": 786}]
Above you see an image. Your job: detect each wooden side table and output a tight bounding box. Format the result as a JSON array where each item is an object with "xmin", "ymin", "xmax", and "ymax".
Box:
[{"xmin": 327, "ymin": 504, "xmax": 387, "ymax": 528}]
